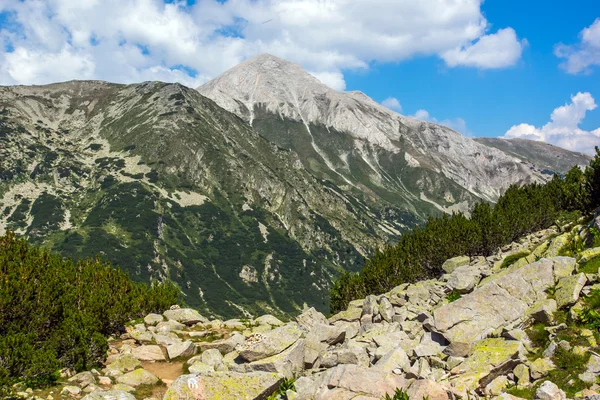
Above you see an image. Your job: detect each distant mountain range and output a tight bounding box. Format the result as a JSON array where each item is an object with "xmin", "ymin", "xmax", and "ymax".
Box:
[{"xmin": 0, "ymin": 54, "xmax": 590, "ymax": 318}]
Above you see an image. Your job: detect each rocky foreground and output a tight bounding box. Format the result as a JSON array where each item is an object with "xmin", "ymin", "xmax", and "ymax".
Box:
[{"xmin": 14, "ymin": 214, "xmax": 600, "ymax": 400}]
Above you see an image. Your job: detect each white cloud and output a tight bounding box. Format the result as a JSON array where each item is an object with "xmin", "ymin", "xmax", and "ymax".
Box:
[
  {"xmin": 412, "ymin": 109, "xmax": 470, "ymax": 136},
  {"xmin": 0, "ymin": 0, "xmax": 525, "ymax": 87},
  {"xmin": 555, "ymin": 18, "xmax": 600, "ymax": 74},
  {"xmin": 441, "ymin": 28, "xmax": 526, "ymax": 69},
  {"xmin": 381, "ymin": 97, "xmax": 402, "ymax": 112},
  {"xmin": 504, "ymin": 92, "xmax": 600, "ymax": 154}
]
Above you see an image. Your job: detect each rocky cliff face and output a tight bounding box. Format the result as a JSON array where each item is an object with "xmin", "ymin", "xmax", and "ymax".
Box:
[
  {"xmin": 24, "ymin": 214, "xmax": 600, "ymax": 400},
  {"xmin": 198, "ymin": 54, "xmax": 559, "ymax": 213}
]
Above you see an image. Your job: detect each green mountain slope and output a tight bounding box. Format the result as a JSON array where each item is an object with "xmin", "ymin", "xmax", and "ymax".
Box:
[{"xmin": 0, "ymin": 81, "xmax": 410, "ymax": 318}]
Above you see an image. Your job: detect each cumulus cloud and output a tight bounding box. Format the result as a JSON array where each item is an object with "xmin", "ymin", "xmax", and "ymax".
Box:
[
  {"xmin": 0, "ymin": 0, "xmax": 525, "ymax": 87},
  {"xmin": 555, "ymin": 18, "xmax": 600, "ymax": 74},
  {"xmin": 381, "ymin": 97, "xmax": 402, "ymax": 112},
  {"xmin": 441, "ymin": 28, "xmax": 527, "ymax": 69},
  {"xmin": 412, "ymin": 109, "xmax": 471, "ymax": 136},
  {"xmin": 504, "ymin": 92, "xmax": 600, "ymax": 154}
]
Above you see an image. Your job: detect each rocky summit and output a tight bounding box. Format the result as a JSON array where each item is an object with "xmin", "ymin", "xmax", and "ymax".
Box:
[
  {"xmin": 18, "ymin": 212, "xmax": 600, "ymax": 399},
  {"xmin": 0, "ymin": 55, "xmax": 590, "ymax": 321}
]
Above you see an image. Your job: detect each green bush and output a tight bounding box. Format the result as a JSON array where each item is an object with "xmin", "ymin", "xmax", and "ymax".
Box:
[
  {"xmin": 0, "ymin": 232, "xmax": 180, "ymax": 390},
  {"xmin": 330, "ymin": 148, "xmax": 600, "ymax": 313}
]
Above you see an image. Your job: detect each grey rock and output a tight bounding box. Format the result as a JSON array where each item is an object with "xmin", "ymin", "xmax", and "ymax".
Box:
[
  {"xmin": 379, "ymin": 297, "xmax": 395, "ymax": 322},
  {"xmin": 446, "ymin": 265, "xmax": 481, "ymax": 294},
  {"xmin": 246, "ymin": 339, "xmax": 305, "ymax": 379},
  {"xmin": 132, "ymin": 345, "xmax": 166, "ymax": 361},
  {"xmin": 535, "ymin": 381, "xmax": 566, "ymax": 400},
  {"xmin": 442, "ymin": 256, "xmax": 470, "ymax": 274},
  {"xmin": 116, "ymin": 369, "xmax": 159, "ymax": 387},
  {"xmin": 143, "ymin": 313, "xmax": 164, "ymax": 326},
  {"xmin": 162, "ymin": 372, "xmax": 282, "ymax": 400},
  {"xmin": 167, "ymin": 341, "xmax": 196, "ymax": 359},
  {"xmin": 197, "ymin": 333, "xmax": 245, "ymax": 355},
  {"xmin": 555, "ymin": 273, "xmax": 587, "ymax": 308},
  {"xmin": 68, "ymin": 371, "xmax": 96, "ymax": 388},
  {"xmin": 528, "ymin": 299, "xmax": 557, "ymax": 324},
  {"xmin": 238, "ymin": 323, "xmax": 302, "ymax": 362},
  {"xmin": 201, "ymin": 348, "xmax": 224, "ymax": 369},
  {"xmin": 296, "ymin": 308, "xmax": 328, "ymax": 333},
  {"xmin": 306, "ymin": 323, "xmax": 346, "ymax": 346},
  {"xmin": 163, "ymin": 308, "xmax": 208, "ymax": 326},
  {"xmin": 373, "ymin": 347, "xmax": 411, "ymax": 373}
]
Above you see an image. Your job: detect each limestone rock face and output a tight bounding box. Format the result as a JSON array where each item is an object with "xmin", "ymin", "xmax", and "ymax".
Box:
[
  {"xmin": 162, "ymin": 372, "xmax": 282, "ymax": 400},
  {"xmin": 238, "ymin": 323, "xmax": 303, "ymax": 362}
]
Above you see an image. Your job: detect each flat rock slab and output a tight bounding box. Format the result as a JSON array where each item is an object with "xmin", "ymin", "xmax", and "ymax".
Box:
[
  {"xmin": 197, "ymin": 333, "xmax": 245, "ymax": 355},
  {"xmin": 238, "ymin": 323, "xmax": 302, "ymax": 362},
  {"xmin": 162, "ymin": 372, "xmax": 282, "ymax": 400},
  {"xmin": 450, "ymin": 338, "xmax": 522, "ymax": 395},
  {"xmin": 434, "ymin": 259, "xmax": 555, "ymax": 345},
  {"xmin": 132, "ymin": 345, "xmax": 166, "ymax": 361}
]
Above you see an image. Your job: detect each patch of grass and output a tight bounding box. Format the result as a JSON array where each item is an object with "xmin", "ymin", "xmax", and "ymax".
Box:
[
  {"xmin": 501, "ymin": 252, "xmax": 529, "ymax": 269},
  {"xmin": 506, "ymin": 385, "xmax": 537, "ymax": 399},
  {"xmin": 526, "ymin": 323, "xmax": 550, "ymax": 353},
  {"xmin": 579, "ymin": 257, "xmax": 600, "ymax": 275},
  {"xmin": 547, "ymin": 346, "xmax": 589, "ymax": 397},
  {"xmin": 447, "ymin": 290, "xmax": 462, "ymax": 303},
  {"xmin": 267, "ymin": 378, "xmax": 295, "ymax": 400},
  {"xmin": 133, "ymin": 384, "xmax": 156, "ymax": 398},
  {"xmin": 577, "ymin": 289, "xmax": 600, "ymax": 328}
]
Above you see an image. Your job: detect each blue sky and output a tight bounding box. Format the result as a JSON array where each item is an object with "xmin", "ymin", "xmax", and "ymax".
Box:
[{"xmin": 0, "ymin": 0, "xmax": 598, "ymax": 153}]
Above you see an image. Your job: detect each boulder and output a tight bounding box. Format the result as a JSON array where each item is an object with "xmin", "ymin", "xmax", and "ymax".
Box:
[
  {"xmin": 246, "ymin": 339, "xmax": 305, "ymax": 379},
  {"xmin": 451, "ymin": 338, "xmax": 522, "ymax": 394},
  {"xmin": 238, "ymin": 323, "xmax": 302, "ymax": 362},
  {"xmin": 528, "ymin": 299, "xmax": 557, "ymax": 324},
  {"xmin": 201, "ymin": 348, "xmax": 224, "ymax": 369},
  {"xmin": 162, "ymin": 372, "xmax": 282, "ymax": 400},
  {"xmin": 144, "ymin": 313, "xmax": 164, "ymax": 326},
  {"xmin": 379, "ymin": 297, "xmax": 395, "ymax": 322},
  {"xmin": 446, "ymin": 265, "xmax": 481, "ymax": 294},
  {"xmin": 413, "ymin": 332, "xmax": 446, "ymax": 358},
  {"xmin": 328, "ymin": 307, "xmax": 363, "ymax": 324},
  {"xmin": 163, "ymin": 308, "xmax": 207, "ymax": 326},
  {"xmin": 188, "ymin": 362, "xmax": 215, "ymax": 374},
  {"xmin": 535, "ymin": 381, "xmax": 566, "ymax": 400},
  {"xmin": 552, "ymin": 257, "xmax": 576, "ymax": 280},
  {"xmin": 254, "ymin": 315, "xmax": 284, "ymax": 327},
  {"xmin": 68, "ymin": 371, "xmax": 96, "ymax": 388},
  {"xmin": 61, "ymin": 386, "xmax": 82, "ymax": 395},
  {"xmin": 116, "ymin": 369, "xmax": 159, "ymax": 387},
  {"xmin": 434, "ymin": 259, "xmax": 554, "ymax": 346},
  {"xmin": 306, "ymin": 323, "xmax": 346, "ymax": 346},
  {"xmin": 442, "ymin": 256, "xmax": 470, "ymax": 274},
  {"xmin": 197, "ymin": 333, "xmax": 245, "ymax": 355},
  {"xmin": 407, "ymin": 379, "xmax": 449, "ymax": 400},
  {"xmin": 167, "ymin": 341, "xmax": 196, "ymax": 359},
  {"xmin": 296, "ymin": 307, "xmax": 328, "ymax": 332},
  {"xmin": 130, "ymin": 329, "xmax": 153, "ymax": 344},
  {"xmin": 82, "ymin": 391, "xmax": 136, "ymax": 400},
  {"xmin": 153, "ymin": 332, "xmax": 181, "ymax": 346},
  {"xmin": 579, "ymin": 354, "xmax": 600, "ymax": 383},
  {"xmin": 530, "ymin": 358, "xmax": 555, "ymax": 380},
  {"xmin": 514, "ymin": 364, "xmax": 530, "ymax": 387},
  {"xmin": 317, "ymin": 364, "xmax": 410, "ymax": 398},
  {"xmin": 105, "ymin": 354, "xmax": 142, "ymax": 372},
  {"xmin": 132, "ymin": 345, "xmax": 166, "ymax": 361},
  {"xmin": 373, "ymin": 347, "xmax": 411, "ymax": 374},
  {"xmin": 580, "ymin": 247, "xmax": 600, "ymax": 264},
  {"xmin": 545, "ymin": 233, "xmax": 570, "ymax": 258},
  {"xmin": 485, "ymin": 376, "xmax": 509, "ymax": 397},
  {"xmin": 555, "ymin": 273, "xmax": 587, "ymax": 308},
  {"xmin": 156, "ymin": 320, "xmax": 185, "ymax": 334}
]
